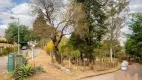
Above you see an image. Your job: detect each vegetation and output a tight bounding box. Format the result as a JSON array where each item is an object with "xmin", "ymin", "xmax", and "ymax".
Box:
[
  {"xmin": 28, "ymin": 0, "xmax": 129, "ymax": 65},
  {"xmin": 59, "ymin": 42, "xmax": 80, "ymax": 68},
  {"xmin": 31, "ymin": 0, "xmax": 85, "ymax": 63},
  {"xmin": 5, "ymin": 23, "xmax": 29, "ymax": 44},
  {"xmin": 69, "ymin": 0, "xmax": 107, "ymax": 63},
  {"xmin": 105, "ymin": 0, "xmax": 129, "ymax": 61},
  {"xmin": 45, "ymin": 40, "xmax": 54, "ymax": 63},
  {"xmin": 125, "ymin": 13, "xmax": 142, "ymax": 60},
  {"xmin": 0, "ymin": 40, "xmax": 7, "ymax": 43},
  {"xmin": 0, "ymin": 47, "xmax": 17, "ymax": 56},
  {"xmin": 13, "ymin": 65, "xmax": 35, "ymax": 80},
  {"xmin": 13, "ymin": 65, "xmax": 44, "ymax": 80},
  {"xmin": 2, "ymin": 1, "xmax": 130, "ymax": 77}
]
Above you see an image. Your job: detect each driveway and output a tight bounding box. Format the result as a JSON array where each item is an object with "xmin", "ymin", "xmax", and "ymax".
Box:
[{"xmin": 81, "ymin": 63, "xmax": 142, "ymax": 80}]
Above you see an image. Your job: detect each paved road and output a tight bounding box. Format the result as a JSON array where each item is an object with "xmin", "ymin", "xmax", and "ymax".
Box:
[
  {"xmin": 0, "ymin": 56, "xmax": 7, "ymax": 74},
  {"xmin": 81, "ymin": 63, "xmax": 142, "ymax": 80}
]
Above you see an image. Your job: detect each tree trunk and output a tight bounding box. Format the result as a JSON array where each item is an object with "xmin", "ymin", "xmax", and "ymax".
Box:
[
  {"xmin": 110, "ymin": 47, "xmax": 113, "ymax": 62},
  {"xmin": 89, "ymin": 53, "xmax": 94, "ymax": 64},
  {"xmin": 61, "ymin": 52, "xmax": 63, "ymax": 66},
  {"xmin": 51, "ymin": 34, "xmax": 62, "ymax": 64},
  {"xmin": 54, "ymin": 45, "xmax": 61, "ymax": 64},
  {"xmin": 69, "ymin": 57, "xmax": 71, "ymax": 69},
  {"xmin": 77, "ymin": 58, "xmax": 78, "ymax": 69},
  {"xmin": 50, "ymin": 51, "xmax": 54, "ymax": 63},
  {"xmin": 80, "ymin": 52, "xmax": 84, "ymax": 63}
]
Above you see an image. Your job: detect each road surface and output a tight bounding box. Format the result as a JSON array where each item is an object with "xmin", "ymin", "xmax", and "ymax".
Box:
[
  {"xmin": 81, "ymin": 63, "xmax": 142, "ymax": 80},
  {"xmin": 0, "ymin": 56, "xmax": 7, "ymax": 74}
]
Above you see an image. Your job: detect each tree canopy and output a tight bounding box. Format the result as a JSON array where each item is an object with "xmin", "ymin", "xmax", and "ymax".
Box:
[
  {"xmin": 125, "ymin": 13, "xmax": 142, "ymax": 59},
  {"xmin": 5, "ymin": 22, "xmax": 29, "ymax": 44}
]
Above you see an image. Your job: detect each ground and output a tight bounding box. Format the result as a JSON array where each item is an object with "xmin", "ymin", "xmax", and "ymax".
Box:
[{"xmin": 0, "ymin": 56, "xmax": 7, "ymax": 77}]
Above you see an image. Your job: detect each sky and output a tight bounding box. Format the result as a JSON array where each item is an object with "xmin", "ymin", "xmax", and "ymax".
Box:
[
  {"xmin": 0, "ymin": 0, "xmax": 35, "ymax": 36},
  {"xmin": 0, "ymin": 0, "xmax": 141, "ymax": 45}
]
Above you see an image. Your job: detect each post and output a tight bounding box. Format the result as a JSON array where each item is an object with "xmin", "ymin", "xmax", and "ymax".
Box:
[
  {"xmin": 18, "ymin": 18, "xmax": 20, "ymax": 54},
  {"xmin": 32, "ymin": 48, "xmax": 34, "ymax": 60},
  {"xmin": 10, "ymin": 16, "xmax": 20, "ymax": 54},
  {"xmin": 69, "ymin": 57, "xmax": 71, "ymax": 69},
  {"xmin": 84, "ymin": 59, "xmax": 85, "ymax": 70}
]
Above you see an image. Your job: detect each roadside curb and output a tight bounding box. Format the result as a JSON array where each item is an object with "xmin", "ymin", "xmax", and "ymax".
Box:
[{"xmin": 76, "ymin": 65, "xmax": 120, "ymax": 80}]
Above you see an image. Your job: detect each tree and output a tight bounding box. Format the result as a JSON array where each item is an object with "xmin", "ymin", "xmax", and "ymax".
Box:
[
  {"xmin": 59, "ymin": 42, "xmax": 80, "ymax": 68},
  {"xmin": 46, "ymin": 40, "xmax": 54, "ymax": 63},
  {"xmin": 31, "ymin": 0, "xmax": 83, "ymax": 63},
  {"xmin": 5, "ymin": 22, "xmax": 29, "ymax": 44},
  {"xmin": 125, "ymin": 13, "xmax": 142, "ymax": 60},
  {"xmin": 105, "ymin": 0, "xmax": 129, "ymax": 61},
  {"xmin": 69, "ymin": 0, "xmax": 108, "ymax": 63},
  {"xmin": 28, "ymin": 29, "xmax": 38, "ymax": 41},
  {"xmin": 33, "ymin": 16, "xmax": 53, "ymax": 40}
]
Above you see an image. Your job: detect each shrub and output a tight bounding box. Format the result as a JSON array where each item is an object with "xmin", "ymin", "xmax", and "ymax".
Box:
[
  {"xmin": 0, "ymin": 47, "xmax": 16, "ymax": 56},
  {"xmin": 0, "ymin": 40, "xmax": 7, "ymax": 43},
  {"xmin": 13, "ymin": 65, "xmax": 45, "ymax": 80},
  {"xmin": 13, "ymin": 65, "xmax": 35, "ymax": 80}
]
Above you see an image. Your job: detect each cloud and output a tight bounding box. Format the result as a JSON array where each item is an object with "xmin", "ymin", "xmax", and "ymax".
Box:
[
  {"xmin": 0, "ymin": 2, "xmax": 36, "ymax": 36},
  {"xmin": 11, "ymin": 3, "xmax": 31, "ymax": 15},
  {"xmin": 0, "ymin": 25, "xmax": 7, "ymax": 29},
  {"xmin": 129, "ymin": 0, "xmax": 142, "ymax": 13},
  {"xmin": 0, "ymin": 25, "xmax": 7, "ymax": 36},
  {"xmin": 0, "ymin": 0, "xmax": 16, "ymax": 11},
  {"xmin": 11, "ymin": 3, "xmax": 36, "ymax": 27}
]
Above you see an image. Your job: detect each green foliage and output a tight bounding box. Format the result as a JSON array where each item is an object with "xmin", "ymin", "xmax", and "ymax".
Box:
[
  {"xmin": 13, "ymin": 65, "xmax": 35, "ymax": 80},
  {"xmin": 125, "ymin": 13, "xmax": 142, "ymax": 59},
  {"xmin": 59, "ymin": 42, "xmax": 80, "ymax": 58},
  {"xmin": 28, "ymin": 29, "xmax": 38, "ymax": 41},
  {"xmin": 5, "ymin": 22, "xmax": 30, "ymax": 44},
  {"xmin": 100, "ymin": 40, "xmax": 122, "ymax": 57},
  {"xmin": 13, "ymin": 65, "xmax": 45, "ymax": 80},
  {"xmin": 69, "ymin": 34, "xmax": 97, "ymax": 59},
  {"xmin": 46, "ymin": 40, "xmax": 54, "ymax": 53},
  {"xmin": 69, "ymin": 0, "xmax": 108, "ymax": 62}
]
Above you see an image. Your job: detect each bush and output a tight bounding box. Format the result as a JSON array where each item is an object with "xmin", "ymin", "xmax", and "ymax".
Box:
[
  {"xmin": 0, "ymin": 47, "xmax": 16, "ymax": 56},
  {"xmin": 13, "ymin": 65, "xmax": 35, "ymax": 80},
  {"xmin": 13, "ymin": 65, "xmax": 45, "ymax": 80},
  {"xmin": 0, "ymin": 40, "xmax": 7, "ymax": 43}
]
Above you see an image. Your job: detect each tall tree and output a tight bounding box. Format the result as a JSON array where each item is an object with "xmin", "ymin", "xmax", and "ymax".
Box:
[
  {"xmin": 30, "ymin": 0, "xmax": 82, "ymax": 63},
  {"xmin": 69, "ymin": 0, "xmax": 107, "ymax": 63},
  {"xmin": 105, "ymin": 0, "xmax": 129, "ymax": 61}
]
